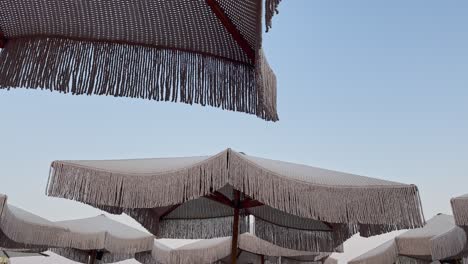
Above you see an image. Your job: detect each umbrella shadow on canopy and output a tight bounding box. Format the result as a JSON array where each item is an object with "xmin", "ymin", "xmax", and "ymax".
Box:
[
  {"xmin": 0, "ymin": 0, "xmax": 284, "ymax": 121},
  {"xmin": 46, "ymin": 148, "xmax": 425, "ymax": 260}
]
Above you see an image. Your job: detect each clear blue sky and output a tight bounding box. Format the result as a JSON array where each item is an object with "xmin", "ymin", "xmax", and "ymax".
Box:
[{"xmin": 1, "ymin": 1, "xmax": 467, "ymax": 262}]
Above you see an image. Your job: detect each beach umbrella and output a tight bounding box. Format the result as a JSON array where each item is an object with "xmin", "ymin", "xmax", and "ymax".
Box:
[
  {"xmin": 0, "ymin": 193, "xmax": 69, "ymax": 250},
  {"xmin": 430, "ymin": 195, "xmax": 468, "ymax": 264},
  {"xmin": 349, "ymin": 214, "xmax": 461, "ymax": 264},
  {"xmin": 135, "ymin": 233, "xmax": 330, "ymax": 264},
  {"xmin": 453, "ymin": 195, "xmax": 468, "ymax": 264},
  {"xmin": 46, "ymin": 148, "xmax": 424, "ymax": 263},
  {"xmin": 51, "ymin": 214, "xmax": 154, "ymax": 264},
  {"xmin": 452, "ymin": 195, "xmax": 468, "ymax": 228},
  {"xmin": 0, "ymin": 0, "xmax": 284, "ymax": 121}
]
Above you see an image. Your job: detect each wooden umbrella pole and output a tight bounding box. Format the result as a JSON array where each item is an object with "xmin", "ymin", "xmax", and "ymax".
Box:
[
  {"xmin": 231, "ymin": 190, "xmax": 241, "ymax": 264},
  {"xmin": 261, "ymin": 255, "xmax": 265, "ymax": 264},
  {"xmin": 88, "ymin": 250, "xmax": 97, "ymax": 264}
]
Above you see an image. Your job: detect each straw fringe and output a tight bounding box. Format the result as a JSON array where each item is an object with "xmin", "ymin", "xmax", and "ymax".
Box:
[
  {"xmin": 135, "ymin": 252, "xmax": 160, "ymax": 264},
  {"xmin": 0, "ymin": 195, "xmax": 6, "ymax": 217},
  {"xmin": 229, "ymin": 150, "xmax": 424, "ymax": 231},
  {"xmin": 464, "ymin": 256, "xmax": 468, "ymax": 264},
  {"xmin": 256, "ymin": 49, "xmax": 278, "ymax": 120},
  {"xmin": 0, "ymin": 37, "xmax": 278, "ymax": 121},
  {"xmin": 452, "ymin": 197, "xmax": 468, "ymax": 226},
  {"xmin": 238, "ymin": 233, "xmax": 320, "ymax": 257},
  {"xmin": 396, "ymin": 235, "xmax": 432, "ymax": 257},
  {"xmin": 0, "ymin": 229, "xmax": 31, "ymax": 249},
  {"xmin": 254, "ymin": 218, "xmax": 348, "ymax": 252},
  {"xmin": 59, "ymin": 229, "xmax": 153, "ymax": 255},
  {"xmin": 52, "ymin": 248, "xmax": 90, "ymax": 263},
  {"xmin": 47, "ymin": 150, "xmax": 230, "ymax": 209},
  {"xmin": 136, "ymin": 238, "xmax": 231, "ymax": 264},
  {"xmin": 395, "ymin": 256, "xmax": 432, "ymax": 264},
  {"xmin": 47, "ymin": 149, "xmax": 424, "ymax": 231},
  {"xmin": 124, "ymin": 208, "xmax": 160, "ymax": 237},
  {"xmin": 149, "ymin": 242, "xmax": 173, "ymax": 264},
  {"xmin": 0, "ymin": 204, "xmax": 68, "ymax": 248},
  {"xmin": 157, "ymin": 216, "xmax": 249, "ymax": 239},
  {"xmin": 172, "ymin": 238, "xmax": 231, "ymax": 264},
  {"xmin": 61, "ymin": 230, "xmax": 106, "ymax": 252},
  {"xmin": 265, "ymin": 0, "xmax": 282, "ymax": 32},
  {"xmin": 52, "ymin": 248, "xmax": 135, "ymax": 264},
  {"xmin": 104, "ymin": 232, "xmax": 154, "ymax": 254},
  {"xmin": 430, "ymin": 226, "xmax": 468, "ymax": 261},
  {"xmin": 358, "ymin": 224, "xmax": 406, "ymax": 238}
]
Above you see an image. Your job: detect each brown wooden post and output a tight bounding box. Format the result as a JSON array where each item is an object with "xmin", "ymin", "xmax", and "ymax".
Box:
[
  {"xmin": 231, "ymin": 190, "xmax": 241, "ymax": 264},
  {"xmin": 88, "ymin": 250, "xmax": 97, "ymax": 264},
  {"xmin": 261, "ymin": 255, "xmax": 265, "ymax": 264}
]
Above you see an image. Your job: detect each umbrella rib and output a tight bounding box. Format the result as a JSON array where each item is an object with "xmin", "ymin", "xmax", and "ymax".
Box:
[
  {"xmin": 205, "ymin": 191, "xmax": 234, "ymax": 208},
  {"xmin": 159, "ymin": 204, "xmax": 182, "ymax": 219},
  {"xmin": 205, "ymin": 0, "xmax": 256, "ymax": 64},
  {"xmin": 246, "ymin": 209, "xmax": 334, "ymax": 232},
  {"xmin": 240, "ymin": 197, "xmax": 264, "ymax": 209},
  {"xmin": 205, "ymin": 191, "xmax": 264, "ymax": 209}
]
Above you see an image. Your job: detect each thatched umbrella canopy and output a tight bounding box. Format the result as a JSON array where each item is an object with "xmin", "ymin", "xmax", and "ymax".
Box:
[
  {"xmin": 135, "ymin": 233, "xmax": 330, "ymax": 264},
  {"xmin": 46, "ymin": 148, "xmax": 424, "ymax": 263},
  {"xmin": 0, "ymin": 193, "xmax": 69, "ymax": 250},
  {"xmin": 0, "ymin": 0, "xmax": 284, "ymax": 121},
  {"xmin": 349, "ymin": 214, "xmax": 462, "ymax": 264},
  {"xmin": 52, "ymin": 214, "xmax": 154, "ymax": 264}
]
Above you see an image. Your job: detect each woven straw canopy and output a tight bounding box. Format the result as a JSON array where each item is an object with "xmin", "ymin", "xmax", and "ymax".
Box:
[
  {"xmin": 0, "ymin": 0, "xmax": 283, "ymax": 121},
  {"xmin": 52, "ymin": 214, "xmax": 154, "ymax": 264},
  {"xmin": 349, "ymin": 214, "xmax": 463, "ymax": 264},
  {"xmin": 46, "ymin": 148, "xmax": 424, "ymax": 255},
  {"xmin": 135, "ymin": 233, "xmax": 329, "ymax": 264},
  {"xmin": 0, "ymin": 194, "xmax": 69, "ymax": 250}
]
